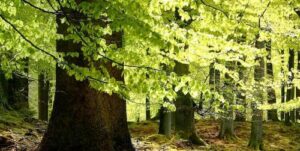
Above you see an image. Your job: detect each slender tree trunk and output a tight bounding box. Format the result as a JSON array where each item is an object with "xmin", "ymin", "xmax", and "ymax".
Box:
[
  {"xmin": 7, "ymin": 59, "xmax": 29, "ymax": 110},
  {"xmin": 0, "ymin": 70, "xmax": 9, "ymax": 108},
  {"xmin": 158, "ymin": 106, "xmax": 172, "ymax": 136},
  {"xmin": 296, "ymin": 51, "xmax": 300, "ymax": 121},
  {"xmin": 285, "ymin": 49, "xmax": 295, "ymax": 126},
  {"xmin": 236, "ymin": 60, "xmax": 246, "ymax": 121},
  {"xmin": 248, "ymin": 40, "xmax": 265, "ymax": 150},
  {"xmin": 208, "ymin": 62, "xmax": 220, "ymax": 119},
  {"xmin": 266, "ymin": 41, "xmax": 279, "ymax": 121},
  {"xmin": 173, "ymin": 61, "xmax": 206, "ymax": 145},
  {"xmin": 280, "ymin": 49, "xmax": 285, "ymax": 121},
  {"xmin": 219, "ymin": 61, "xmax": 236, "ymax": 140},
  {"xmin": 146, "ymin": 97, "xmax": 151, "ymax": 120},
  {"xmin": 38, "ymin": 74, "xmax": 49, "ymax": 121},
  {"xmin": 38, "ymin": 7, "xmax": 133, "ymax": 151}
]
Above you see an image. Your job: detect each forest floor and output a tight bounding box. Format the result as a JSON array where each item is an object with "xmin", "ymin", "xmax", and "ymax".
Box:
[
  {"xmin": 0, "ymin": 110, "xmax": 300, "ymax": 151},
  {"xmin": 129, "ymin": 120, "xmax": 300, "ymax": 151}
]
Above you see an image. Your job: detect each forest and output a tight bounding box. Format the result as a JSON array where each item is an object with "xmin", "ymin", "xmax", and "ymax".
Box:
[{"xmin": 0, "ymin": 0, "xmax": 300, "ymax": 151}]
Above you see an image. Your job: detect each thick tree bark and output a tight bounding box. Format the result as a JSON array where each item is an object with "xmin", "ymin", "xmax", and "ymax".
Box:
[
  {"xmin": 248, "ymin": 40, "xmax": 265, "ymax": 150},
  {"xmin": 38, "ymin": 6, "xmax": 133, "ymax": 151},
  {"xmin": 285, "ymin": 49, "xmax": 295, "ymax": 126},
  {"xmin": 158, "ymin": 106, "xmax": 172, "ymax": 136},
  {"xmin": 266, "ymin": 41, "xmax": 279, "ymax": 121},
  {"xmin": 7, "ymin": 60, "xmax": 29, "ymax": 110},
  {"xmin": 38, "ymin": 74, "xmax": 50, "ymax": 121}
]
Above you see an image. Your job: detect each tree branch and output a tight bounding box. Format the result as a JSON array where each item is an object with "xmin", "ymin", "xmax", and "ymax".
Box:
[
  {"xmin": 56, "ymin": 0, "xmax": 163, "ymax": 72},
  {"xmin": 0, "ymin": 13, "xmax": 109, "ymax": 85},
  {"xmin": 0, "ymin": 13, "xmax": 58, "ymax": 61},
  {"xmin": 258, "ymin": 1, "xmax": 271, "ymax": 28},
  {"xmin": 22, "ymin": 0, "xmax": 61, "ymax": 15},
  {"xmin": 198, "ymin": 0, "xmax": 229, "ymax": 17}
]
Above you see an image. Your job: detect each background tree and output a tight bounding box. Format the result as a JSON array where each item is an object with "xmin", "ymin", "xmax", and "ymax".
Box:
[
  {"xmin": 219, "ymin": 60, "xmax": 236, "ymax": 140},
  {"xmin": 248, "ymin": 40, "xmax": 265, "ymax": 150},
  {"xmin": 285, "ymin": 49, "xmax": 295, "ymax": 125},
  {"xmin": 266, "ymin": 41, "xmax": 278, "ymax": 121},
  {"xmin": 38, "ymin": 73, "xmax": 50, "ymax": 121}
]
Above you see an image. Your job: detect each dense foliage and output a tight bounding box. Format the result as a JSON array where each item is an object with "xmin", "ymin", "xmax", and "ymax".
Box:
[{"xmin": 0, "ymin": 0, "xmax": 299, "ymax": 121}]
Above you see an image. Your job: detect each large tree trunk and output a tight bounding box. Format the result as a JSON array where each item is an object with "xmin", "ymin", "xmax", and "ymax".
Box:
[
  {"xmin": 38, "ymin": 73, "xmax": 50, "ymax": 121},
  {"xmin": 38, "ymin": 6, "xmax": 133, "ymax": 151},
  {"xmin": 158, "ymin": 106, "xmax": 172, "ymax": 137},
  {"xmin": 7, "ymin": 60, "xmax": 29, "ymax": 110},
  {"xmin": 175, "ymin": 91, "xmax": 205, "ymax": 145},
  {"xmin": 219, "ymin": 111, "xmax": 235, "ymax": 140},
  {"xmin": 285, "ymin": 49, "xmax": 295, "ymax": 126},
  {"xmin": 248, "ymin": 40, "xmax": 265, "ymax": 150},
  {"xmin": 173, "ymin": 61, "xmax": 205, "ymax": 145},
  {"xmin": 266, "ymin": 41, "xmax": 279, "ymax": 121}
]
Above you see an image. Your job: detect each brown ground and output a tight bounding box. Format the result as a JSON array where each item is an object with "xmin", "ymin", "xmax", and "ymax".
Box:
[{"xmin": 1, "ymin": 111, "xmax": 300, "ymax": 151}]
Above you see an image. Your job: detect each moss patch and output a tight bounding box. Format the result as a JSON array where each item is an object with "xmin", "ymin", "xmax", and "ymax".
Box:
[{"xmin": 129, "ymin": 120, "xmax": 300, "ymax": 150}]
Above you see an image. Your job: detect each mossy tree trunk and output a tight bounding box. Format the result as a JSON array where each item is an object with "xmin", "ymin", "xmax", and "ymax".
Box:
[
  {"xmin": 236, "ymin": 60, "xmax": 246, "ymax": 122},
  {"xmin": 219, "ymin": 111, "xmax": 235, "ymax": 140},
  {"xmin": 248, "ymin": 40, "xmax": 265, "ymax": 150},
  {"xmin": 266, "ymin": 41, "xmax": 279, "ymax": 121},
  {"xmin": 158, "ymin": 106, "xmax": 172, "ymax": 137},
  {"xmin": 7, "ymin": 59, "xmax": 29, "ymax": 110},
  {"xmin": 248, "ymin": 108, "xmax": 263, "ymax": 150},
  {"xmin": 285, "ymin": 49, "xmax": 295, "ymax": 126},
  {"xmin": 38, "ymin": 73, "xmax": 50, "ymax": 121},
  {"xmin": 38, "ymin": 6, "xmax": 133, "ymax": 151},
  {"xmin": 173, "ymin": 61, "xmax": 206, "ymax": 145},
  {"xmin": 175, "ymin": 91, "xmax": 205, "ymax": 145},
  {"xmin": 219, "ymin": 61, "xmax": 236, "ymax": 140}
]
